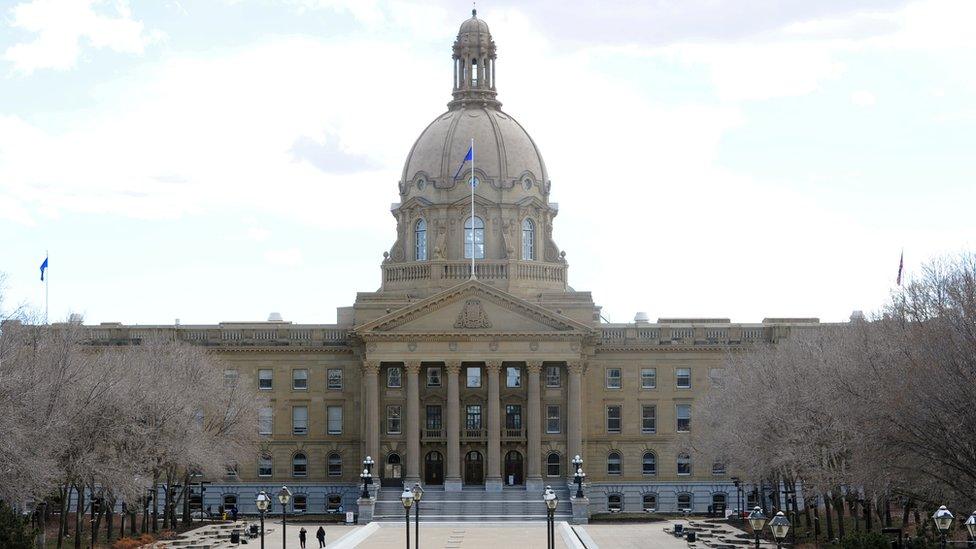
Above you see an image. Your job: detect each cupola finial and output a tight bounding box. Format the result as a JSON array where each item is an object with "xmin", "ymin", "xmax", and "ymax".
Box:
[{"xmin": 472, "ymin": 3, "xmax": 476, "ymax": 17}]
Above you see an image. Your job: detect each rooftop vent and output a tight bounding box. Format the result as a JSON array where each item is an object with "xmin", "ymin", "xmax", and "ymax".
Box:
[
  {"xmin": 68, "ymin": 313, "xmax": 84, "ymax": 324},
  {"xmin": 634, "ymin": 311, "xmax": 649, "ymax": 323},
  {"xmin": 267, "ymin": 312, "xmax": 283, "ymax": 322}
]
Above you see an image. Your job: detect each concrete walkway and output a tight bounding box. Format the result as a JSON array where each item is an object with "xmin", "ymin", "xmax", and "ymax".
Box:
[{"xmin": 355, "ymin": 522, "xmax": 571, "ymax": 549}]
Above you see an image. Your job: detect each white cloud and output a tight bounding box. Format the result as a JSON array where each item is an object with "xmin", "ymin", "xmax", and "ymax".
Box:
[
  {"xmin": 247, "ymin": 227, "xmax": 271, "ymax": 242},
  {"xmin": 851, "ymin": 90, "xmax": 877, "ymax": 106},
  {"xmin": 263, "ymin": 248, "xmax": 303, "ymax": 267},
  {"xmin": 3, "ymin": 0, "xmax": 162, "ymax": 73}
]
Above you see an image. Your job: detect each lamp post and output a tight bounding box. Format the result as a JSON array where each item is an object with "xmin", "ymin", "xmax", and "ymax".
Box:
[
  {"xmin": 933, "ymin": 505, "xmax": 954, "ymax": 549},
  {"xmin": 364, "ymin": 456, "xmax": 375, "ymax": 495},
  {"xmin": 400, "ymin": 489, "xmax": 414, "ymax": 549},
  {"xmin": 748, "ymin": 507, "xmax": 767, "ymax": 549},
  {"xmin": 412, "ymin": 483, "xmax": 424, "ymax": 549},
  {"xmin": 573, "ymin": 468, "xmax": 586, "ymax": 499},
  {"xmin": 544, "ymin": 486, "xmax": 558, "ymax": 549},
  {"xmin": 731, "ymin": 477, "xmax": 742, "ymax": 519},
  {"xmin": 964, "ymin": 510, "xmax": 976, "ymax": 548},
  {"xmin": 277, "ymin": 486, "xmax": 292, "ymax": 549},
  {"xmin": 361, "ymin": 469, "xmax": 373, "ymax": 499},
  {"xmin": 768, "ymin": 511, "xmax": 791, "ymax": 549},
  {"xmin": 255, "ymin": 491, "xmax": 270, "ymax": 549}
]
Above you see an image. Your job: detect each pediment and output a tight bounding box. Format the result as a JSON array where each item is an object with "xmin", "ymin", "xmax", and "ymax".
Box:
[{"xmin": 354, "ymin": 280, "xmax": 594, "ymax": 336}]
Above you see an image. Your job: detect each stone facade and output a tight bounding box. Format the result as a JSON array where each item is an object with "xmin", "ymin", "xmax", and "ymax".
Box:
[{"xmin": 80, "ymin": 10, "xmax": 822, "ymax": 517}]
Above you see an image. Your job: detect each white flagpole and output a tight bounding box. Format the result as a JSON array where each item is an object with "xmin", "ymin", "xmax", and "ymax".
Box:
[{"xmin": 470, "ymin": 137, "xmax": 475, "ymax": 280}]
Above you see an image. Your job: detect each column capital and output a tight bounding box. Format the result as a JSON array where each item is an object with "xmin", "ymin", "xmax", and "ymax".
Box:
[
  {"xmin": 567, "ymin": 361, "xmax": 586, "ymax": 375},
  {"xmin": 405, "ymin": 361, "xmax": 422, "ymax": 374},
  {"xmin": 362, "ymin": 361, "xmax": 380, "ymax": 375},
  {"xmin": 485, "ymin": 360, "xmax": 502, "ymax": 373},
  {"xmin": 445, "ymin": 360, "xmax": 461, "ymax": 375},
  {"xmin": 526, "ymin": 361, "xmax": 544, "ymax": 374}
]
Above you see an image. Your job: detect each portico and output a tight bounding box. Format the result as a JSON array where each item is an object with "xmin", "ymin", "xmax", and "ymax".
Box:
[{"xmin": 354, "ymin": 280, "xmax": 593, "ymax": 492}]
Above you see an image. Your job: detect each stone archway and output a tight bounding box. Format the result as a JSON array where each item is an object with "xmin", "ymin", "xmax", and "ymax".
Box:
[
  {"xmin": 425, "ymin": 451, "xmax": 444, "ymax": 485},
  {"xmin": 504, "ymin": 450, "xmax": 524, "ymax": 485},
  {"xmin": 464, "ymin": 450, "xmax": 484, "ymax": 485}
]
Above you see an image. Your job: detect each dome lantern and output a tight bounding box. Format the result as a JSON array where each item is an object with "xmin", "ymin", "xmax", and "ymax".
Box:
[{"xmin": 450, "ymin": 7, "xmax": 500, "ymax": 109}]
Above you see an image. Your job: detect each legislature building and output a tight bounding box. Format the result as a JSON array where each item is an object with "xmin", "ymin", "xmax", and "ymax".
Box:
[{"xmin": 83, "ymin": 10, "xmax": 819, "ymax": 521}]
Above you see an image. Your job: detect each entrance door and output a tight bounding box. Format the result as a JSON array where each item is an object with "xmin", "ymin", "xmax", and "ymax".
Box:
[
  {"xmin": 425, "ymin": 451, "xmax": 444, "ymax": 485},
  {"xmin": 464, "ymin": 451, "xmax": 484, "ymax": 485},
  {"xmin": 382, "ymin": 453, "xmax": 403, "ymax": 487},
  {"xmin": 504, "ymin": 450, "xmax": 524, "ymax": 485}
]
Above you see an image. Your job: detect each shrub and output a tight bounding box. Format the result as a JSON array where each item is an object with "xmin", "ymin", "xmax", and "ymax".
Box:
[
  {"xmin": 0, "ymin": 501, "xmax": 35, "ymax": 549},
  {"xmin": 840, "ymin": 531, "xmax": 892, "ymax": 549}
]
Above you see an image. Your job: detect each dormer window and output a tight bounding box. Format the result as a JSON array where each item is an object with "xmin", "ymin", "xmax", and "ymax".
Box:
[
  {"xmin": 464, "ymin": 216, "xmax": 485, "ymax": 259},
  {"xmin": 415, "ymin": 219, "xmax": 427, "ymax": 261},
  {"xmin": 522, "ymin": 218, "xmax": 535, "ymax": 260}
]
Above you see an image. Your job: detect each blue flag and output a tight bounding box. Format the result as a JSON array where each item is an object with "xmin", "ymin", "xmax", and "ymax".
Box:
[
  {"xmin": 40, "ymin": 257, "xmax": 48, "ymax": 281},
  {"xmin": 453, "ymin": 146, "xmax": 473, "ymax": 180}
]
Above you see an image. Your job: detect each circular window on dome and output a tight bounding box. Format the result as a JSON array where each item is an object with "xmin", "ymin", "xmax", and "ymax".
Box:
[
  {"xmin": 469, "ymin": 176, "xmax": 480, "ymax": 189},
  {"xmin": 522, "ymin": 178, "xmax": 532, "ymax": 191},
  {"xmin": 417, "ymin": 178, "xmax": 427, "ymax": 191}
]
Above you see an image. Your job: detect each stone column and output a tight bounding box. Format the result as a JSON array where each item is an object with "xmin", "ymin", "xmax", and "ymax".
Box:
[
  {"xmin": 567, "ymin": 361, "xmax": 584, "ymax": 467},
  {"xmin": 444, "ymin": 361, "xmax": 462, "ymax": 491},
  {"xmin": 485, "ymin": 361, "xmax": 503, "ymax": 491},
  {"xmin": 405, "ymin": 361, "xmax": 421, "ymax": 485},
  {"xmin": 525, "ymin": 361, "xmax": 544, "ymax": 491},
  {"xmin": 363, "ymin": 361, "xmax": 380, "ymax": 463}
]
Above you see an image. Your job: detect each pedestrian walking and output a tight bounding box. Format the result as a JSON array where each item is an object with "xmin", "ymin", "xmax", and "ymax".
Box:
[
  {"xmin": 316, "ymin": 526, "xmax": 326, "ymax": 548},
  {"xmin": 299, "ymin": 526, "xmax": 307, "ymax": 548}
]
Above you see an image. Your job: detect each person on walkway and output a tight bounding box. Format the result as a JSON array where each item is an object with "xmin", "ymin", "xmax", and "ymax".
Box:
[
  {"xmin": 299, "ymin": 526, "xmax": 307, "ymax": 548},
  {"xmin": 316, "ymin": 526, "xmax": 326, "ymax": 548}
]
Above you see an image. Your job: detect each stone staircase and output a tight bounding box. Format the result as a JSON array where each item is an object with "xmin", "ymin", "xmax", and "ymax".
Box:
[
  {"xmin": 150, "ymin": 521, "xmax": 263, "ymax": 549},
  {"xmin": 372, "ymin": 485, "xmax": 573, "ymax": 522}
]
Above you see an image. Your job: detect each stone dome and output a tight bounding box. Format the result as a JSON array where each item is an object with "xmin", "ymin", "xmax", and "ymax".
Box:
[
  {"xmin": 458, "ymin": 9, "xmax": 490, "ymax": 34},
  {"xmin": 400, "ymin": 106, "xmax": 549, "ymax": 196}
]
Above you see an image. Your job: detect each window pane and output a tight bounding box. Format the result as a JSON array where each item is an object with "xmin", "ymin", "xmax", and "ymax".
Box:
[
  {"xmin": 258, "ymin": 455, "xmax": 272, "ymax": 477},
  {"xmin": 506, "ymin": 366, "xmax": 521, "ymax": 388},
  {"xmin": 293, "ymin": 453, "xmax": 307, "ymax": 477},
  {"xmin": 426, "ymin": 405, "xmax": 442, "ymax": 430},
  {"xmin": 606, "ymin": 368, "xmax": 621, "ymax": 389},
  {"xmin": 387, "ymin": 367, "xmax": 402, "ymax": 388},
  {"xmin": 224, "ymin": 369, "xmax": 239, "ymax": 388},
  {"xmin": 427, "ymin": 367, "xmax": 441, "ymax": 387},
  {"xmin": 545, "ymin": 366, "xmax": 560, "ymax": 387},
  {"xmin": 677, "ymin": 494, "xmax": 692, "ymax": 510},
  {"xmin": 465, "ymin": 405, "xmax": 482, "ymax": 430},
  {"xmin": 293, "ymin": 369, "xmax": 308, "ymax": 390},
  {"xmin": 641, "ymin": 405, "xmax": 656, "ymax": 434},
  {"xmin": 327, "ymin": 368, "xmax": 343, "ymax": 390},
  {"xmin": 387, "ymin": 405, "xmax": 402, "ymax": 434},
  {"xmin": 505, "ymin": 405, "xmax": 522, "ymax": 429},
  {"xmin": 676, "ymin": 367, "xmax": 691, "ymax": 389},
  {"xmin": 522, "ymin": 218, "xmax": 535, "ymax": 260},
  {"xmin": 546, "ymin": 405, "xmax": 560, "ymax": 434},
  {"xmin": 464, "ymin": 217, "xmax": 485, "ymax": 259},
  {"xmin": 328, "ymin": 453, "xmax": 342, "ymax": 477},
  {"xmin": 643, "ymin": 494, "xmax": 657, "ymax": 512},
  {"xmin": 642, "ymin": 452, "xmax": 656, "ymax": 475},
  {"xmin": 466, "ymin": 366, "xmax": 481, "ymax": 388},
  {"xmin": 415, "ymin": 219, "xmax": 427, "ymax": 261},
  {"xmin": 607, "ymin": 453, "xmax": 621, "ymax": 475},
  {"xmin": 259, "ymin": 407, "xmax": 273, "ymax": 435},
  {"xmin": 640, "ymin": 368, "xmax": 656, "ymax": 389},
  {"xmin": 677, "ymin": 454, "xmax": 691, "ymax": 475},
  {"xmin": 546, "ymin": 453, "xmax": 560, "ymax": 476},
  {"xmin": 294, "ymin": 495, "xmax": 308, "ymax": 512},
  {"xmin": 676, "ymin": 404, "xmax": 691, "ymax": 432},
  {"xmin": 292, "ymin": 407, "xmax": 308, "ymax": 435},
  {"xmin": 258, "ymin": 369, "xmax": 273, "ymax": 390},
  {"xmin": 327, "ymin": 406, "xmax": 343, "ymax": 435},
  {"xmin": 712, "ymin": 462, "xmax": 726, "ymax": 475},
  {"xmin": 606, "ymin": 405, "xmax": 621, "ymax": 433}
]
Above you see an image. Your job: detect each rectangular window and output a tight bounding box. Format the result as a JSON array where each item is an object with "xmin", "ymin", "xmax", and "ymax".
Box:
[
  {"xmin": 546, "ymin": 405, "xmax": 560, "ymax": 434},
  {"xmin": 223, "ymin": 369, "xmax": 239, "ymax": 388},
  {"xmin": 293, "ymin": 369, "xmax": 308, "ymax": 390},
  {"xmin": 676, "ymin": 367, "xmax": 691, "ymax": 389},
  {"xmin": 505, "ymin": 404, "xmax": 522, "ymax": 430},
  {"xmin": 258, "ymin": 455, "xmax": 272, "ymax": 477},
  {"xmin": 427, "ymin": 366, "xmax": 441, "ymax": 387},
  {"xmin": 641, "ymin": 405, "xmax": 656, "ymax": 434},
  {"xmin": 328, "ymin": 455, "xmax": 342, "ymax": 477},
  {"xmin": 676, "ymin": 403, "xmax": 691, "ymax": 432},
  {"xmin": 606, "ymin": 405, "xmax": 621, "ymax": 433},
  {"xmin": 258, "ymin": 369, "xmax": 273, "ymax": 390},
  {"xmin": 640, "ymin": 368, "xmax": 656, "ymax": 389},
  {"xmin": 606, "ymin": 368, "xmax": 622, "ymax": 389},
  {"xmin": 387, "ymin": 405, "xmax": 402, "ymax": 434},
  {"xmin": 709, "ymin": 368, "xmax": 724, "ymax": 388},
  {"xmin": 258, "ymin": 407, "xmax": 273, "ymax": 435},
  {"xmin": 292, "ymin": 406, "xmax": 308, "ymax": 435},
  {"xmin": 426, "ymin": 405, "xmax": 442, "ymax": 430},
  {"xmin": 466, "ymin": 366, "xmax": 482, "ymax": 388},
  {"xmin": 545, "ymin": 365, "xmax": 560, "ymax": 388},
  {"xmin": 712, "ymin": 462, "xmax": 727, "ymax": 475},
  {"xmin": 387, "ymin": 366, "xmax": 402, "ymax": 388},
  {"xmin": 327, "ymin": 405, "xmax": 343, "ymax": 435},
  {"xmin": 294, "ymin": 495, "xmax": 308, "ymax": 512},
  {"xmin": 466, "ymin": 405, "xmax": 482, "ymax": 430},
  {"xmin": 506, "ymin": 366, "xmax": 522, "ymax": 388},
  {"xmin": 327, "ymin": 368, "xmax": 343, "ymax": 390}
]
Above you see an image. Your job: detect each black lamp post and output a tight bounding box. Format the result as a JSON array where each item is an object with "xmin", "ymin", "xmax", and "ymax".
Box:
[
  {"xmin": 544, "ymin": 486, "xmax": 558, "ymax": 549},
  {"xmin": 748, "ymin": 506, "xmax": 767, "ymax": 549},
  {"xmin": 255, "ymin": 491, "xmax": 270, "ymax": 549},
  {"xmin": 933, "ymin": 505, "xmax": 954, "ymax": 549},
  {"xmin": 412, "ymin": 483, "xmax": 424, "ymax": 549},
  {"xmin": 768, "ymin": 511, "xmax": 791, "ymax": 549},
  {"xmin": 731, "ymin": 477, "xmax": 742, "ymax": 519},
  {"xmin": 361, "ymin": 469, "xmax": 373, "ymax": 499},
  {"xmin": 277, "ymin": 486, "xmax": 292, "ymax": 549},
  {"xmin": 400, "ymin": 489, "xmax": 414, "ymax": 549},
  {"xmin": 573, "ymin": 468, "xmax": 585, "ymax": 499},
  {"xmin": 964, "ymin": 510, "xmax": 976, "ymax": 548}
]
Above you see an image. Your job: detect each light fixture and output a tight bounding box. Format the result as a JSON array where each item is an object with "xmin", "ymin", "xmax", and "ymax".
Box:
[
  {"xmin": 768, "ymin": 511, "xmax": 791, "ymax": 541},
  {"xmin": 277, "ymin": 486, "xmax": 292, "ymax": 506},
  {"xmin": 255, "ymin": 491, "xmax": 270, "ymax": 512},
  {"xmin": 934, "ymin": 505, "xmax": 954, "ymax": 533},
  {"xmin": 401, "ymin": 489, "xmax": 414, "ymax": 509}
]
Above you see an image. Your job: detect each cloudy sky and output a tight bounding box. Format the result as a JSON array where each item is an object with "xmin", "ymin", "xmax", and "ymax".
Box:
[{"xmin": 1, "ymin": 0, "xmax": 974, "ymax": 325}]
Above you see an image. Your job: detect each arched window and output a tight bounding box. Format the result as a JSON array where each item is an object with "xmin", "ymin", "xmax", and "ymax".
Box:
[
  {"xmin": 712, "ymin": 461, "xmax": 726, "ymax": 475},
  {"xmin": 328, "ymin": 453, "xmax": 342, "ymax": 477},
  {"xmin": 607, "ymin": 452, "xmax": 622, "ymax": 476},
  {"xmin": 642, "ymin": 494, "xmax": 657, "ymax": 512},
  {"xmin": 546, "ymin": 453, "xmax": 560, "ymax": 477},
  {"xmin": 293, "ymin": 494, "xmax": 307, "ymax": 513},
  {"xmin": 223, "ymin": 494, "xmax": 238, "ymax": 508},
  {"xmin": 471, "ymin": 58, "xmax": 478, "ymax": 86},
  {"xmin": 522, "ymin": 218, "xmax": 535, "ymax": 260},
  {"xmin": 607, "ymin": 494, "xmax": 623, "ymax": 513},
  {"xmin": 464, "ymin": 216, "xmax": 485, "ymax": 259},
  {"xmin": 327, "ymin": 494, "xmax": 342, "ymax": 512},
  {"xmin": 258, "ymin": 454, "xmax": 272, "ymax": 477},
  {"xmin": 415, "ymin": 219, "xmax": 427, "ymax": 261},
  {"xmin": 642, "ymin": 452, "xmax": 656, "ymax": 476},
  {"xmin": 677, "ymin": 493, "xmax": 693, "ymax": 512},
  {"xmin": 293, "ymin": 452, "xmax": 307, "ymax": 477},
  {"xmin": 712, "ymin": 493, "xmax": 727, "ymax": 507},
  {"xmin": 677, "ymin": 453, "xmax": 691, "ymax": 476}
]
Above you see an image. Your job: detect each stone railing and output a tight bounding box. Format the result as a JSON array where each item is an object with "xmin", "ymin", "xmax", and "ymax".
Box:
[
  {"xmin": 598, "ymin": 324, "xmax": 778, "ymax": 347},
  {"xmin": 422, "ymin": 428, "xmax": 445, "ymax": 441},
  {"xmin": 83, "ymin": 324, "xmax": 349, "ymax": 347},
  {"xmin": 502, "ymin": 427, "xmax": 525, "ymax": 441},
  {"xmin": 461, "ymin": 428, "xmax": 486, "ymax": 440},
  {"xmin": 382, "ymin": 259, "xmax": 567, "ymax": 290}
]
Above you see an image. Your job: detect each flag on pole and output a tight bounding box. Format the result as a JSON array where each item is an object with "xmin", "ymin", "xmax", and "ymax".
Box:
[
  {"xmin": 896, "ymin": 250, "xmax": 904, "ymax": 286},
  {"xmin": 40, "ymin": 256, "xmax": 49, "ymax": 281},
  {"xmin": 454, "ymin": 145, "xmax": 474, "ymax": 180}
]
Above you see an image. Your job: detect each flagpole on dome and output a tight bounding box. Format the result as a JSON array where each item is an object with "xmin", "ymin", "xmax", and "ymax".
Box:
[{"xmin": 470, "ymin": 137, "xmax": 476, "ymax": 280}]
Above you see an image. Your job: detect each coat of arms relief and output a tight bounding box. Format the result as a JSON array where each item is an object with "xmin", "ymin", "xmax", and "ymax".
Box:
[{"xmin": 454, "ymin": 299, "xmax": 492, "ymax": 329}]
